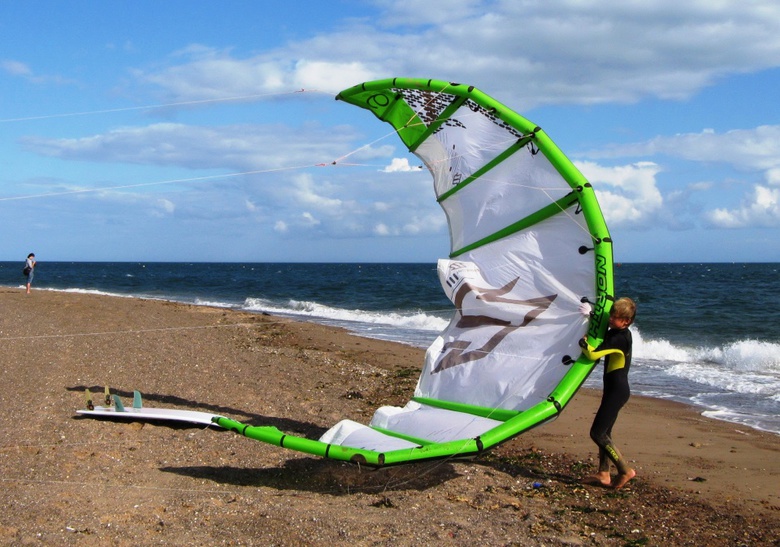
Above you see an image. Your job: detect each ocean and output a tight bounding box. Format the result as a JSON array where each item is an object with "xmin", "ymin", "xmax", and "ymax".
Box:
[{"xmin": 4, "ymin": 261, "xmax": 779, "ymax": 435}]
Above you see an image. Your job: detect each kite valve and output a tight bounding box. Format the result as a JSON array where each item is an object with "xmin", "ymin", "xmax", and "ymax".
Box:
[{"xmin": 578, "ymin": 301, "xmax": 593, "ymax": 316}]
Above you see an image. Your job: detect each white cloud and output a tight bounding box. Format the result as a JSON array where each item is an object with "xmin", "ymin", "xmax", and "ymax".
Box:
[
  {"xmin": 287, "ymin": 173, "xmax": 344, "ymax": 213},
  {"xmin": 1, "ymin": 59, "xmax": 33, "ymax": 77},
  {"xmin": 148, "ymin": 198, "xmax": 176, "ymax": 218},
  {"xmin": 1, "ymin": 58, "xmax": 75, "ymax": 85},
  {"xmin": 260, "ymin": 166, "xmax": 443, "ymax": 240},
  {"xmin": 576, "ymin": 161, "xmax": 664, "ymax": 227},
  {"xmin": 291, "ymin": 60, "xmax": 377, "ymax": 93},
  {"xmin": 768, "ymin": 168, "xmax": 780, "ymax": 186},
  {"xmin": 374, "ymin": 223, "xmax": 390, "ymax": 236},
  {"xmin": 592, "ymin": 125, "xmax": 780, "ymax": 173},
  {"xmin": 381, "ymin": 158, "xmax": 421, "ymax": 172},
  {"xmin": 585, "ymin": 125, "xmax": 780, "ymax": 229},
  {"xmin": 20, "ymin": 122, "xmax": 368, "ymax": 172},
  {"xmin": 374, "ymin": 202, "xmax": 390, "ymax": 212},
  {"xmin": 300, "ymin": 211, "xmax": 320, "ymax": 226},
  {"xmin": 15, "ymin": 110, "xmax": 446, "ymax": 244},
  {"xmin": 705, "ymin": 185, "xmax": 780, "ymax": 228},
  {"xmin": 136, "ymin": 46, "xmax": 287, "ymax": 99},
  {"xmin": 370, "ymin": 0, "xmax": 484, "ymax": 26},
  {"xmin": 158, "ymin": 198, "xmax": 175, "ymax": 214},
  {"xmin": 131, "ymin": 2, "xmax": 780, "ymax": 107},
  {"xmin": 135, "ymin": 46, "xmax": 379, "ymax": 98}
]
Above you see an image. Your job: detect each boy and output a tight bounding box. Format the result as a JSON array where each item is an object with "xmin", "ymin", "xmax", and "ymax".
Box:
[{"xmin": 580, "ymin": 297, "xmax": 637, "ymax": 489}]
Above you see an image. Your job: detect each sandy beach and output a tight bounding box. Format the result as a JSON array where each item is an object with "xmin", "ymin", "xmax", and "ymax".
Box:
[{"xmin": 0, "ymin": 287, "xmax": 777, "ymax": 545}]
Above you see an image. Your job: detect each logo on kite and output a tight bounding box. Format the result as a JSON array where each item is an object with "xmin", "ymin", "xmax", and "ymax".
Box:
[{"xmin": 433, "ymin": 260, "xmax": 557, "ymax": 373}]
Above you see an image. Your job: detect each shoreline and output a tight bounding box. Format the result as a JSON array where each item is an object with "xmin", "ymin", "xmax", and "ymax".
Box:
[
  {"xmin": 1, "ymin": 288, "xmax": 777, "ymax": 544},
  {"xmin": 10, "ymin": 282, "xmax": 778, "ymax": 437}
]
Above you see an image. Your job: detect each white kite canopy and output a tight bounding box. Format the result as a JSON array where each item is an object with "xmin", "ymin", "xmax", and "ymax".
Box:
[{"xmin": 212, "ymin": 78, "xmax": 614, "ymax": 466}]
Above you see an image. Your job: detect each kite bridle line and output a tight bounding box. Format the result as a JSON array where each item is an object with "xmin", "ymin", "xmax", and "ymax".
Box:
[
  {"xmin": 0, "ymin": 89, "xmax": 331, "ymax": 124},
  {"xmin": 0, "ymin": 164, "xmax": 319, "ymax": 202}
]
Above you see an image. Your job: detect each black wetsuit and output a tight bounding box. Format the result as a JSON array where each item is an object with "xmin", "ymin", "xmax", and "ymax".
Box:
[{"xmin": 589, "ymin": 327, "xmax": 632, "ymax": 474}]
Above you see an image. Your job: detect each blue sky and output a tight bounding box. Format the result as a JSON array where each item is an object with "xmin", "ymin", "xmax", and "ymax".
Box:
[{"xmin": 2, "ymin": 0, "xmax": 780, "ymax": 263}]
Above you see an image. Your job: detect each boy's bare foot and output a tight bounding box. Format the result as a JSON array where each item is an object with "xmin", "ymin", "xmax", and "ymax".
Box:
[
  {"xmin": 582, "ymin": 471, "xmax": 611, "ymax": 487},
  {"xmin": 611, "ymin": 468, "xmax": 636, "ymax": 489}
]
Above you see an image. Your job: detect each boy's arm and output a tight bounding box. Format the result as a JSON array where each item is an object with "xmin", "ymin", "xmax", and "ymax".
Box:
[{"xmin": 579, "ymin": 338, "xmax": 626, "ymax": 373}]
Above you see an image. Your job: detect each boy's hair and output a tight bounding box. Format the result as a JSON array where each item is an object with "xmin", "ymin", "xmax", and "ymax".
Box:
[{"xmin": 611, "ymin": 297, "xmax": 636, "ymax": 324}]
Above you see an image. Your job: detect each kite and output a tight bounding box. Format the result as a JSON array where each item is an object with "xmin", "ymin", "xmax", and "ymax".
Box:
[
  {"xmin": 212, "ymin": 78, "xmax": 615, "ymax": 465},
  {"xmin": 79, "ymin": 78, "xmax": 615, "ymax": 467}
]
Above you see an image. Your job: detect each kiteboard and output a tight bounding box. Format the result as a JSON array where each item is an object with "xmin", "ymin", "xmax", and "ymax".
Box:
[{"xmin": 76, "ymin": 387, "xmax": 224, "ymax": 428}]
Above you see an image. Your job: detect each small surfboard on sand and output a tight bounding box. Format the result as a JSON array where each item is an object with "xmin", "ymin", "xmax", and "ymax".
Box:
[{"xmin": 76, "ymin": 388, "xmax": 224, "ymax": 428}]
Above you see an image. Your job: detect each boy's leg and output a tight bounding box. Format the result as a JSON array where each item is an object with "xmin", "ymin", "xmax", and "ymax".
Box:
[
  {"xmin": 586, "ymin": 411, "xmax": 615, "ymax": 486},
  {"xmin": 589, "ymin": 392, "xmax": 635, "ymax": 488},
  {"xmin": 603, "ymin": 441, "xmax": 635, "ymax": 489},
  {"xmin": 590, "ymin": 417, "xmax": 635, "ymax": 488},
  {"xmin": 581, "ymin": 448, "xmax": 612, "ymax": 486},
  {"xmin": 599, "ymin": 425, "xmax": 614, "ymax": 472},
  {"xmin": 598, "ymin": 448, "xmax": 610, "ymax": 473}
]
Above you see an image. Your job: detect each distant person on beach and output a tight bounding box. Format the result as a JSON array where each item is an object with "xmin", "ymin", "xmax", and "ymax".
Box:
[
  {"xmin": 24, "ymin": 253, "xmax": 36, "ymax": 294},
  {"xmin": 579, "ymin": 296, "xmax": 637, "ymax": 489}
]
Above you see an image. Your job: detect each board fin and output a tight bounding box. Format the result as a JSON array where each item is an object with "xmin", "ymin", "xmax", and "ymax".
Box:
[
  {"xmin": 84, "ymin": 389, "xmax": 94, "ymax": 411},
  {"xmin": 113, "ymin": 394, "xmax": 125, "ymax": 412},
  {"xmin": 133, "ymin": 390, "xmax": 142, "ymax": 409}
]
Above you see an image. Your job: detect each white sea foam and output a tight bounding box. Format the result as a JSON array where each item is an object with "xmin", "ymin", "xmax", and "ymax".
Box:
[
  {"xmin": 42, "ymin": 287, "xmax": 132, "ymax": 298},
  {"xmin": 621, "ymin": 326, "xmax": 780, "ymax": 433},
  {"xmin": 242, "ymin": 297, "xmax": 449, "ymax": 332},
  {"xmin": 700, "ymin": 408, "xmax": 780, "ymax": 434},
  {"xmin": 633, "ymin": 326, "xmax": 780, "ymax": 372},
  {"xmin": 632, "ymin": 327, "xmax": 693, "ymax": 362},
  {"xmin": 192, "ymin": 298, "xmax": 234, "ymax": 309},
  {"xmin": 665, "ymin": 362, "xmax": 780, "ymax": 396},
  {"xmin": 700, "ymin": 340, "xmax": 780, "ymax": 373}
]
